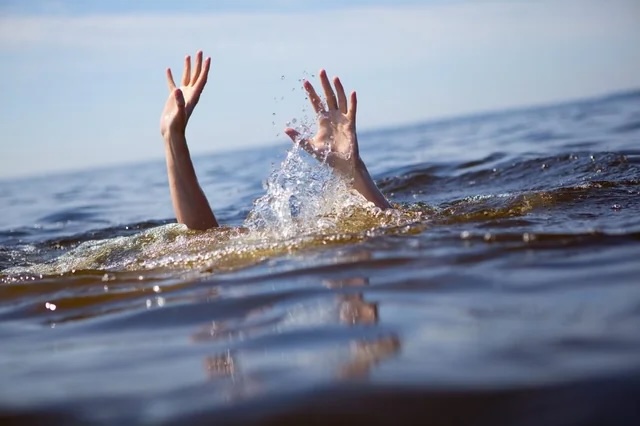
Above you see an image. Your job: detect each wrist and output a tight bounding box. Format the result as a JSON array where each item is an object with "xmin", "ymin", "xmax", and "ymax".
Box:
[
  {"xmin": 163, "ymin": 129, "xmax": 191, "ymax": 163},
  {"xmin": 163, "ymin": 127, "xmax": 186, "ymax": 144}
]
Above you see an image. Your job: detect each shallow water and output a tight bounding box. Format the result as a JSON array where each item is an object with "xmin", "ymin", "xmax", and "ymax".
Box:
[{"xmin": 1, "ymin": 90, "xmax": 640, "ymax": 425}]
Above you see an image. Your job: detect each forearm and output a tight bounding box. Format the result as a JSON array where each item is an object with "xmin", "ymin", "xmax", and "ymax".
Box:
[
  {"xmin": 164, "ymin": 131, "xmax": 218, "ymax": 230},
  {"xmin": 351, "ymin": 158, "xmax": 391, "ymax": 210}
]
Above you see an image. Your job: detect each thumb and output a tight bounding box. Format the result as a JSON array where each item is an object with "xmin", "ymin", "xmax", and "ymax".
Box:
[
  {"xmin": 284, "ymin": 127, "xmax": 321, "ymax": 159},
  {"xmin": 284, "ymin": 127, "xmax": 300, "ymax": 142},
  {"xmin": 174, "ymin": 88, "xmax": 186, "ymax": 110}
]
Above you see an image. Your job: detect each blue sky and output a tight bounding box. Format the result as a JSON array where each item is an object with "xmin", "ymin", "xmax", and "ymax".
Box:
[{"xmin": 0, "ymin": 0, "xmax": 639, "ymax": 179}]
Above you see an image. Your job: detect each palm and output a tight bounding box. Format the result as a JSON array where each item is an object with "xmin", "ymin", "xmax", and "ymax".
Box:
[
  {"xmin": 314, "ymin": 111, "xmax": 353, "ymax": 154},
  {"xmin": 160, "ymin": 89, "xmax": 186, "ymax": 137}
]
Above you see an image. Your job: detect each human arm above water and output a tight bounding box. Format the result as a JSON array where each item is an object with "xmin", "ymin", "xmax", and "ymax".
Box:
[
  {"xmin": 284, "ymin": 71, "xmax": 391, "ymax": 209},
  {"xmin": 160, "ymin": 51, "xmax": 218, "ymax": 230}
]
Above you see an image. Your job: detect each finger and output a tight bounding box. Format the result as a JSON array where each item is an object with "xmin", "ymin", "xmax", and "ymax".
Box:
[
  {"xmin": 319, "ymin": 69, "xmax": 338, "ymax": 111},
  {"xmin": 347, "ymin": 91, "xmax": 357, "ymax": 125},
  {"xmin": 284, "ymin": 127, "xmax": 300, "ymax": 141},
  {"xmin": 191, "ymin": 50, "xmax": 203, "ymax": 85},
  {"xmin": 333, "ymin": 76, "xmax": 348, "ymax": 114},
  {"xmin": 348, "ymin": 91, "xmax": 359, "ymax": 157},
  {"xmin": 181, "ymin": 55, "xmax": 191, "ymax": 86},
  {"xmin": 303, "ymin": 80, "xmax": 325, "ymax": 114},
  {"xmin": 194, "ymin": 57, "xmax": 211, "ymax": 94},
  {"xmin": 174, "ymin": 88, "xmax": 186, "ymax": 111},
  {"xmin": 284, "ymin": 128, "xmax": 319, "ymax": 157},
  {"xmin": 166, "ymin": 68, "xmax": 177, "ymax": 91}
]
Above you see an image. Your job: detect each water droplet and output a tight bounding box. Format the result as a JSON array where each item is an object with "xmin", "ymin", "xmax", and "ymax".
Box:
[
  {"xmin": 281, "ymin": 75, "xmax": 285, "ymax": 80},
  {"xmin": 292, "ymin": 118, "xmax": 297, "ymax": 124},
  {"xmin": 272, "ymin": 112, "xmax": 276, "ymax": 116}
]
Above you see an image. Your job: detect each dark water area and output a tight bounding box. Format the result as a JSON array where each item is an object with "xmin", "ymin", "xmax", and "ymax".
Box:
[{"xmin": 1, "ymin": 91, "xmax": 640, "ymax": 425}]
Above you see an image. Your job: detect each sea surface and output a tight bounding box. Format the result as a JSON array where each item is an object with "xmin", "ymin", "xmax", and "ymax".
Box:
[{"xmin": 1, "ymin": 90, "xmax": 640, "ymax": 425}]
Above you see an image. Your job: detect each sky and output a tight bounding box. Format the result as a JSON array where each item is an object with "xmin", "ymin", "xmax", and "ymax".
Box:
[{"xmin": 0, "ymin": 0, "xmax": 639, "ymax": 180}]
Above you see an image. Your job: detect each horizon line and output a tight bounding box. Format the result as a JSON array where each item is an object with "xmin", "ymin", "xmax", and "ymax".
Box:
[{"xmin": 2, "ymin": 85, "xmax": 638, "ymax": 183}]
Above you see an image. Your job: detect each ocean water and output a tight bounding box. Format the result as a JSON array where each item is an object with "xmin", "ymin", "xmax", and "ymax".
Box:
[{"xmin": 1, "ymin": 90, "xmax": 640, "ymax": 425}]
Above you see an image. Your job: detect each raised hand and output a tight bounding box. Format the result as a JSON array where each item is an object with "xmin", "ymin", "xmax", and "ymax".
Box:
[
  {"xmin": 160, "ymin": 51, "xmax": 211, "ymax": 137},
  {"xmin": 284, "ymin": 70, "xmax": 359, "ymax": 177},
  {"xmin": 285, "ymin": 70, "xmax": 391, "ymax": 209},
  {"xmin": 160, "ymin": 51, "xmax": 217, "ymax": 230}
]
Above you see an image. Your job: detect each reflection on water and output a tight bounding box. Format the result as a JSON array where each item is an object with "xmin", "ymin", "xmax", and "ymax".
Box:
[
  {"xmin": 198, "ymin": 251, "xmax": 400, "ymax": 396},
  {"xmin": 1, "ymin": 91, "xmax": 640, "ymax": 425}
]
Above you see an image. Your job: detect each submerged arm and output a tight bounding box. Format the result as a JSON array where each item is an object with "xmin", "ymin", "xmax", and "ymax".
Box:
[
  {"xmin": 284, "ymin": 70, "xmax": 391, "ymax": 209},
  {"xmin": 160, "ymin": 52, "xmax": 218, "ymax": 230}
]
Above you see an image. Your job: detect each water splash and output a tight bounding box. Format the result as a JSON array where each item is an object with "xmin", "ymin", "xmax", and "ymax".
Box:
[
  {"xmin": 1, "ymin": 147, "xmax": 374, "ymax": 277},
  {"xmin": 245, "ymin": 144, "xmax": 366, "ymax": 238}
]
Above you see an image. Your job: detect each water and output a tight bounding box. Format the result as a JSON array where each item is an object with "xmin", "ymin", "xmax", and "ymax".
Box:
[{"xmin": 1, "ymin": 91, "xmax": 640, "ymax": 425}]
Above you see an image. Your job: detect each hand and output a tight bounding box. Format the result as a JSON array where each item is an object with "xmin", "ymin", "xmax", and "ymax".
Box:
[
  {"xmin": 160, "ymin": 51, "xmax": 211, "ymax": 137},
  {"xmin": 285, "ymin": 70, "xmax": 391, "ymax": 209},
  {"xmin": 284, "ymin": 70, "xmax": 360, "ymax": 178}
]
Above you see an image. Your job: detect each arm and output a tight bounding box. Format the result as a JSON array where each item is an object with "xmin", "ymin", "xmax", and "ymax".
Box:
[
  {"xmin": 160, "ymin": 51, "xmax": 218, "ymax": 230},
  {"xmin": 284, "ymin": 70, "xmax": 391, "ymax": 209}
]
